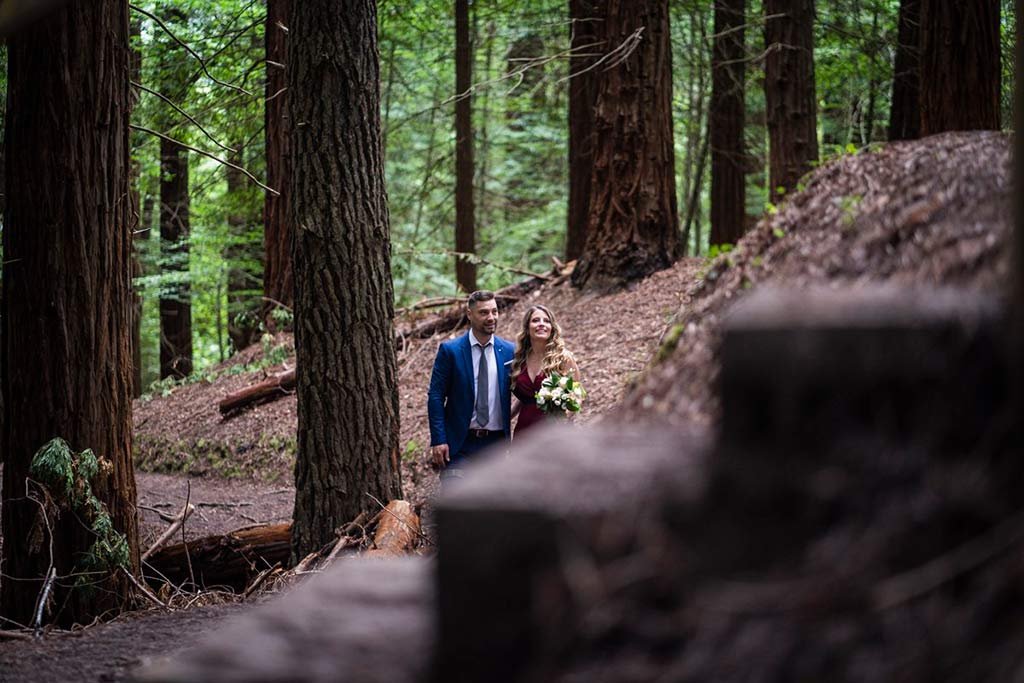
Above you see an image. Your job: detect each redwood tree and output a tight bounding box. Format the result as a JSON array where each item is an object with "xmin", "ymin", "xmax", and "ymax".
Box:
[
  {"xmin": 159, "ymin": 132, "xmax": 193, "ymax": 378},
  {"xmin": 454, "ymin": 0, "xmax": 476, "ymax": 292},
  {"xmin": 566, "ymin": 0, "xmax": 599, "ymax": 261},
  {"xmin": 571, "ymin": 0, "xmax": 680, "ymax": 290},
  {"xmin": 763, "ymin": 0, "xmax": 818, "ymax": 203},
  {"xmin": 288, "ymin": 0, "xmax": 403, "ymax": 560},
  {"xmin": 709, "ymin": 0, "xmax": 746, "ymax": 246},
  {"xmin": 226, "ymin": 143, "xmax": 261, "ymax": 353},
  {"xmin": 919, "ymin": 0, "xmax": 1000, "ymax": 135},
  {"xmin": 263, "ymin": 0, "xmax": 294, "ymax": 327},
  {"xmin": 888, "ymin": 0, "xmax": 921, "ymax": 141},
  {"xmin": 1, "ymin": 0, "xmax": 138, "ymax": 626},
  {"xmin": 157, "ymin": 8, "xmax": 193, "ymax": 379}
]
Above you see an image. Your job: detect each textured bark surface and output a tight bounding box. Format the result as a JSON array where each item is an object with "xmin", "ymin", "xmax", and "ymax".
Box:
[
  {"xmin": 288, "ymin": 0, "xmax": 403, "ymax": 560},
  {"xmin": 131, "ymin": 17, "xmax": 144, "ymax": 397},
  {"xmin": 158, "ymin": 135, "xmax": 193, "ymax": 379},
  {"xmin": 709, "ymin": 0, "xmax": 746, "ymax": 246},
  {"xmin": 571, "ymin": 0, "xmax": 680, "ymax": 290},
  {"xmin": 226, "ymin": 145, "xmax": 261, "ymax": 353},
  {"xmin": 263, "ymin": 0, "xmax": 294, "ymax": 327},
  {"xmin": 1, "ymin": 0, "xmax": 138, "ymax": 626},
  {"xmin": 763, "ymin": 0, "xmax": 818, "ymax": 202},
  {"xmin": 566, "ymin": 0, "xmax": 599, "ymax": 261},
  {"xmin": 454, "ymin": 0, "xmax": 477, "ymax": 292},
  {"xmin": 919, "ymin": 0, "xmax": 1000, "ymax": 135},
  {"xmin": 888, "ymin": 0, "xmax": 920, "ymax": 141}
]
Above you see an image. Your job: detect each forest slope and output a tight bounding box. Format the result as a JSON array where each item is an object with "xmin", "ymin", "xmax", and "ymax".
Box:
[
  {"xmin": 620, "ymin": 130, "xmax": 1012, "ymax": 426},
  {"xmin": 133, "ymin": 258, "xmax": 704, "ymax": 515}
]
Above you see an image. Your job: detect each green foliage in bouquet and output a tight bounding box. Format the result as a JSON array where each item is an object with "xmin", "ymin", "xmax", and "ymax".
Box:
[{"xmin": 535, "ymin": 372, "xmax": 586, "ymax": 414}]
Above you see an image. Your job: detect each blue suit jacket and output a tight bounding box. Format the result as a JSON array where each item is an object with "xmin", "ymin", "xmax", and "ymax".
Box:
[{"xmin": 427, "ymin": 332, "xmax": 514, "ymax": 456}]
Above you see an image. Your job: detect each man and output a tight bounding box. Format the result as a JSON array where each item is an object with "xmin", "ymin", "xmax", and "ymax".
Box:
[{"xmin": 427, "ymin": 290, "xmax": 514, "ymax": 480}]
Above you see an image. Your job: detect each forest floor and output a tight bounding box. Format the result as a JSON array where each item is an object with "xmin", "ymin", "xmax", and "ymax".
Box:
[{"xmin": 0, "ymin": 131, "xmax": 1014, "ymax": 683}]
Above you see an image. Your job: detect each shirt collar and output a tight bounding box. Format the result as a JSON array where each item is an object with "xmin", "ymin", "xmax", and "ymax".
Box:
[{"xmin": 469, "ymin": 331, "xmax": 494, "ymax": 348}]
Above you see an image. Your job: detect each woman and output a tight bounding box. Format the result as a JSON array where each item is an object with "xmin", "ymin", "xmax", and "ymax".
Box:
[{"xmin": 510, "ymin": 304, "xmax": 580, "ymax": 436}]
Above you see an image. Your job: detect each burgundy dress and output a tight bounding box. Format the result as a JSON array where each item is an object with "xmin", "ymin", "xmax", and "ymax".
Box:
[{"xmin": 513, "ymin": 368, "xmax": 547, "ymax": 436}]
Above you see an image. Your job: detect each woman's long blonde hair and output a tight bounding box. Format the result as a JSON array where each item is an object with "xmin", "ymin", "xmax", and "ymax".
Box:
[{"xmin": 510, "ymin": 304, "xmax": 576, "ymax": 378}]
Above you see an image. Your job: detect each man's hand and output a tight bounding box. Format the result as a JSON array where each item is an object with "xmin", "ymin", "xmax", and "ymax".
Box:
[{"xmin": 431, "ymin": 444, "xmax": 450, "ymax": 468}]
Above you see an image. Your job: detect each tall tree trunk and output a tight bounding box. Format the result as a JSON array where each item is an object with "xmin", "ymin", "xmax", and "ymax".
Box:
[
  {"xmin": 130, "ymin": 17, "xmax": 144, "ymax": 397},
  {"xmin": 157, "ymin": 8, "xmax": 192, "ymax": 379},
  {"xmin": 503, "ymin": 32, "xmax": 545, "ymax": 228},
  {"xmin": 709, "ymin": 0, "xmax": 746, "ymax": 246},
  {"xmin": 289, "ymin": 0, "xmax": 403, "ymax": 561},
  {"xmin": 919, "ymin": 0, "xmax": 1000, "ymax": 135},
  {"xmin": 889, "ymin": 0, "xmax": 921, "ymax": 140},
  {"xmin": 566, "ymin": 0, "xmax": 599, "ymax": 261},
  {"xmin": 763, "ymin": 0, "xmax": 818, "ymax": 203},
  {"xmin": 226, "ymin": 144, "xmax": 261, "ymax": 353},
  {"xmin": 1, "ymin": 0, "xmax": 138, "ymax": 626},
  {"xmin": 571, "ymin": 0, "xmax": 680, "ymax": 290},
  {"xmin": 263, "ymin": 0, "xmax": 293, "ymax": 329},
  {"xmin": 159, "ymin": 135, "xmax": 193, "ymax": 379},
  {"xmin": 1014, "ymin": 0, "xmax": 1023, "ymax": 413},
  {"xmin": 454, "ymin": 0, "xmax": 476, "ymax": 293},
  {"xmin": 477, "ymin": 21, "xmax": 495, "ymax": 239}
]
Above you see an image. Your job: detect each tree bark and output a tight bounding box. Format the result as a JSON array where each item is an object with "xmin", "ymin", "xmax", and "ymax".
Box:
[
  {"xmin": 263, "ymin": 0, "xmax": 294, "ymax": 328},
  {"xmin": 1, "ymin": 0, "xmax": 138, "ymax": 626},
  {"xmin": 130, "ymin": 17, "xmax": 144, "ymax": 398},
  {"xmin": 159, "ymin": 134, "xmax": 193, "ymax": 379},
  {"xmin": 226, "ymin": 144, "xmax": 261, "ymax": 353},
  {"xmin": 566, "ymin": 0, "xmax": 599, "ymax": 261},
  {"xmin": 454, "ymin": 0, "xmax": 476, "ymax": 293},
  {"xmin": 571, "ymin": 0, "xmax": 680, "ymax": 290},
  {"xmin": 709, "ymin": 0, "xmax": 746, "ymax": 246},
  {"xmin": 889, "ymin": 0, "xmax": 921, "ymax": 141},
  {"xmin": 288, "ymin": 0, "xmax": 403, "ymax": 561},
  {"xmin": 919, "ymin": 0, "xmax": 1000, "ymax": 135},
  {"xmin": 763, "ymin": 0, "xmax": 818, "ymax": 203}
]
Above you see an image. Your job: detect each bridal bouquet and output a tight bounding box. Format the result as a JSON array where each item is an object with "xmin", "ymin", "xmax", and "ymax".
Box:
[{"xmin": 536, "ymin": 372, "xmax": 586, "ymax": 414}]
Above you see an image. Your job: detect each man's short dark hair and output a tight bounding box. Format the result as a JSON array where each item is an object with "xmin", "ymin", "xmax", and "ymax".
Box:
[{"xmin": 467, "ymin": 290, "xmax": 496, "ymax": 309}]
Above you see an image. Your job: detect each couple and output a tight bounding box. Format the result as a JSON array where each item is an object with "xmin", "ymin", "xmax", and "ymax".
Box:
[{"xmin": 427, "ymin": 290, "xmax": 579, "ymax": 480}]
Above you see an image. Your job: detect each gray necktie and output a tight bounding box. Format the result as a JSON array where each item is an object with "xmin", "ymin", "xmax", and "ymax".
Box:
[{"xmin": 476, "ymin": 343, "xmax": 489, "ymax": 427}]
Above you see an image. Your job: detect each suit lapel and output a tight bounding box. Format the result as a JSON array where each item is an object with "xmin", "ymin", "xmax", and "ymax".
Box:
[{"xmin": 461, "ymin": 333, "xmax": 474, "ymax": 398}]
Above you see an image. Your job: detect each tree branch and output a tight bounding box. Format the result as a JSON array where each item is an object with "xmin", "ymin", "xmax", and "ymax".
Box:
[
  {"xmin": 130, "ymin": 3, "xmax": 254, "ymax": 97},
  {"xmin": 130, "ymin": 125, "xmax": 279, "ymax": 197}
]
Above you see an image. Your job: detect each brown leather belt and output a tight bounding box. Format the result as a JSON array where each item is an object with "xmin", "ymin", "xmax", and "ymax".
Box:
[{"xmin": 468, "ymin": 429, "xmax": 503, "ymax": 439}]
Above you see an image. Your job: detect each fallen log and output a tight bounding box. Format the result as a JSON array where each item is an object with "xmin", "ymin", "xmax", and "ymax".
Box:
[
  {"xmin": 364, "ymin": 500, "xmax": 422, "ymax": 558},
  {"xmin": 218, "ymin": 368, "xmax": 295, "ymax": 416},
  {"xmin": 144, "ymin": 522, "xmax": 293, "ymax": 592}
]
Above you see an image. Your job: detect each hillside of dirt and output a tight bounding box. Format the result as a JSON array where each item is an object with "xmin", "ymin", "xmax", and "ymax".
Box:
[{"xmin": 620, "ymin": 130, "xmax": 1013, "ymax": 427}]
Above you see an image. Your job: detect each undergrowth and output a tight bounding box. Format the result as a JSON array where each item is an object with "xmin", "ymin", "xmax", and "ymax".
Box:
[{"xmin": 30, "ymin": 438, "xmax": 130, "ymax": 589}]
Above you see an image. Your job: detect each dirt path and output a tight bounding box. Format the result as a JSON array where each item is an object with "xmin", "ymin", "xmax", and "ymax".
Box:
[
  {"xmin": 137, "ymin": 472, "xmax": 294, "ymax": 546},
  {"xmin": 0, "ymin": 602, "xmax": 254, "ymax": 683}
]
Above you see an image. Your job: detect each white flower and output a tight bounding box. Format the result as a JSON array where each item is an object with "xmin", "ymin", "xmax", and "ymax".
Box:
[
  {"xmin": 552, "ymin": 387, "xmax": 564, "ymax": 399},
  {"xmin": 558, "ymin": 376, "xmax": 569, "ymax": 388}
]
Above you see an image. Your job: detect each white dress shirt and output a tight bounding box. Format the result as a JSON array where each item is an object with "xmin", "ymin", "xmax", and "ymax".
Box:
[{"xmin": 469, "ymin": 333, "xmax": 502, "ymax": 430}]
